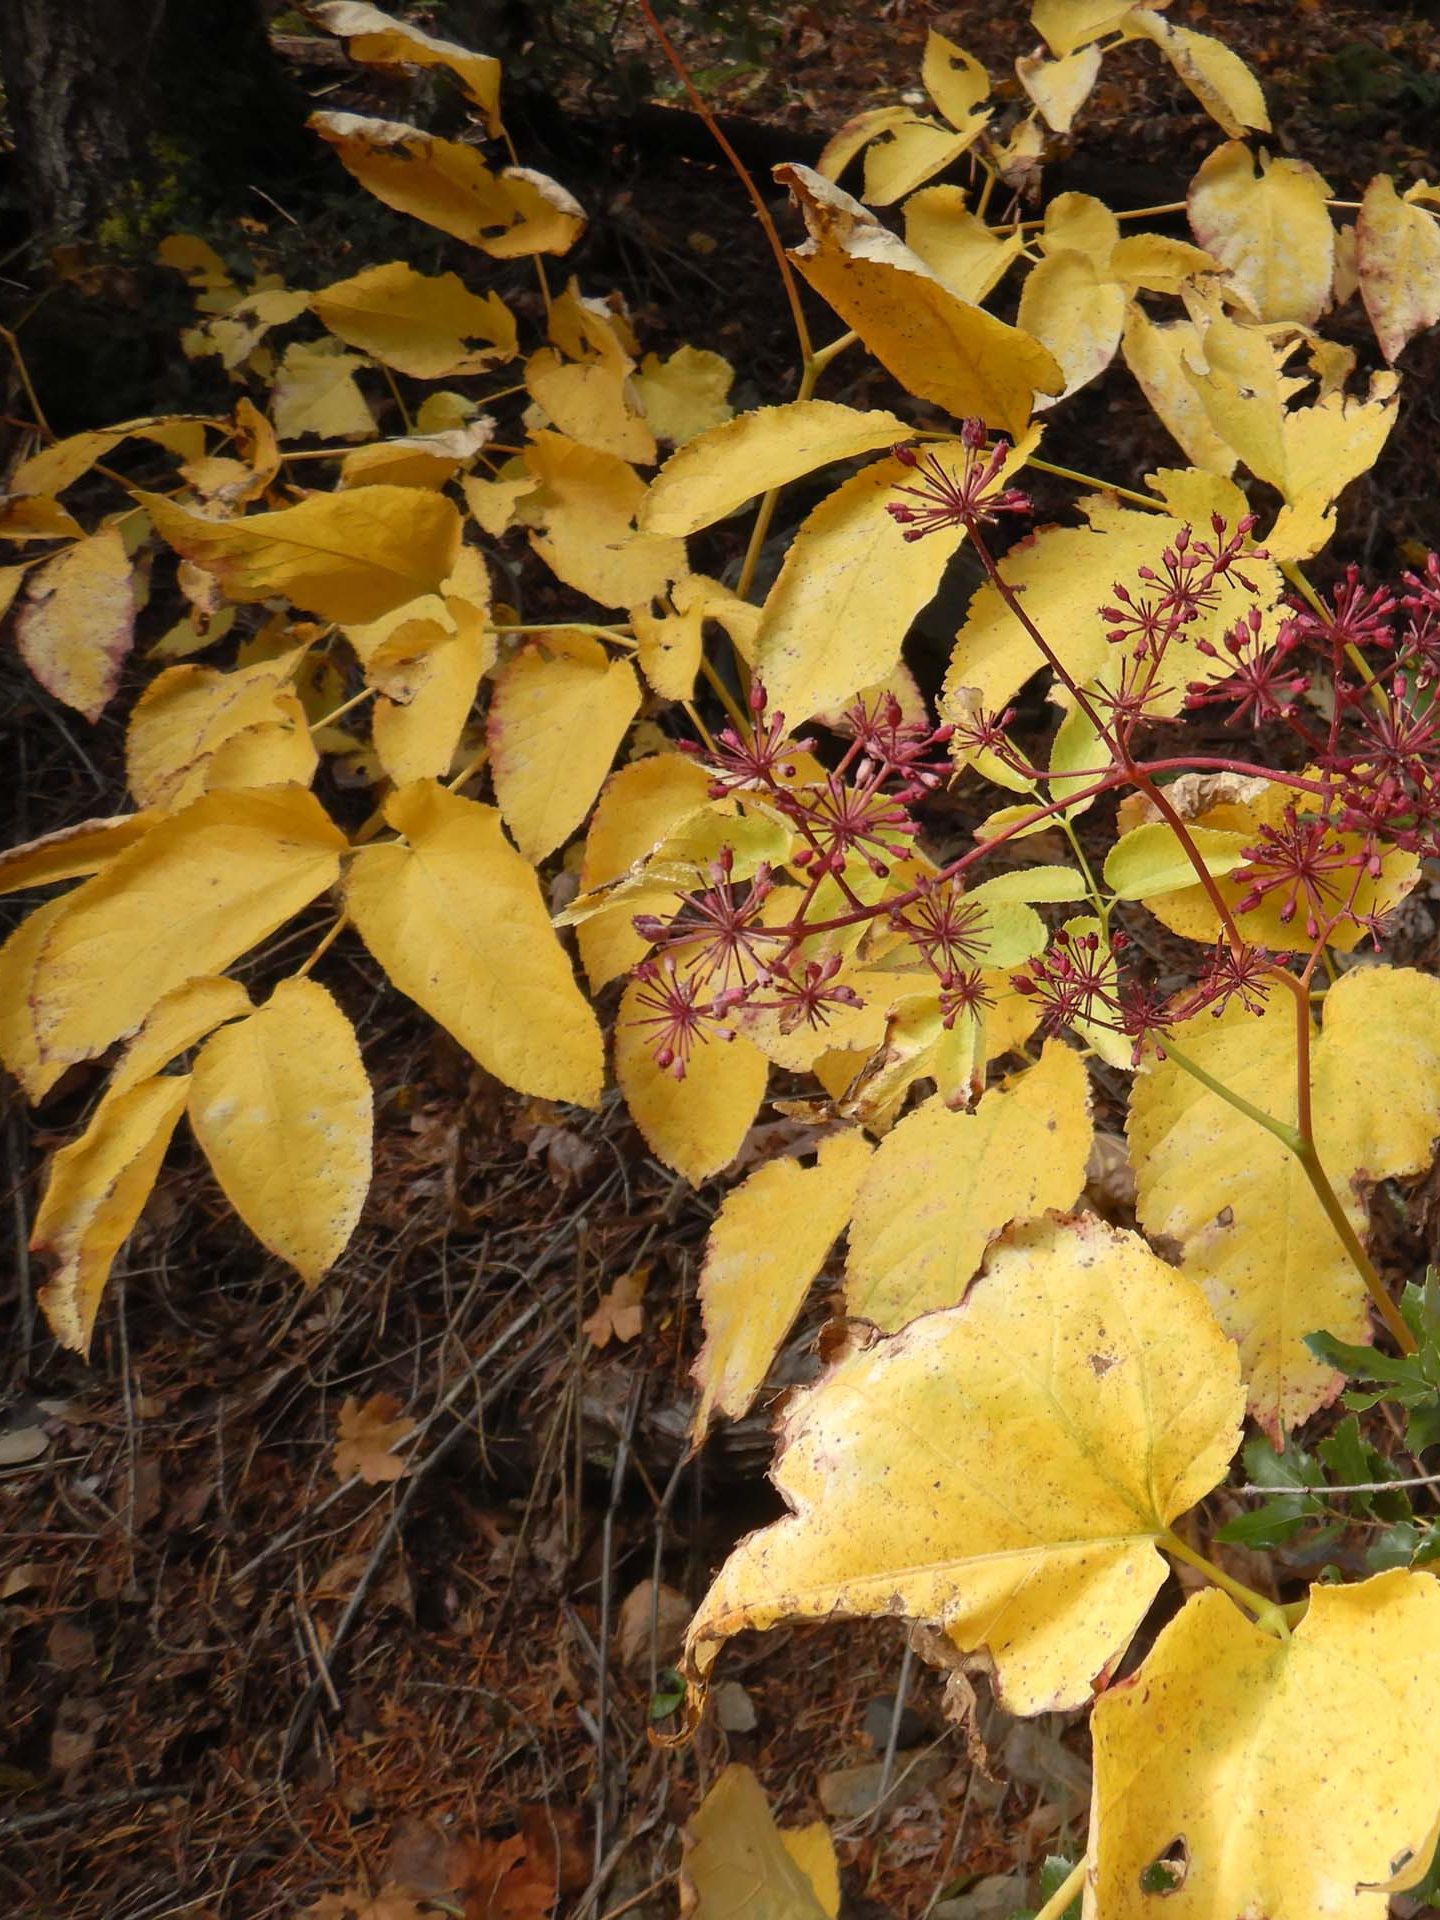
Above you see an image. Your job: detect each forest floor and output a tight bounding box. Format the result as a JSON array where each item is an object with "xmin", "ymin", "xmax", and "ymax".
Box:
[{"xmin": 4, "ymin": 4, "xmax": 1440, "ymax": 1918}]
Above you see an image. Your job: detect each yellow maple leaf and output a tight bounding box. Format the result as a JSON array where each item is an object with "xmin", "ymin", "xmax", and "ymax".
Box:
[
  {"xmin": 1088, "ymin": 1574, "xmax": 1440, "ymax": 1919},
  {"xmin": 1128, "ymin": 965, "xmax": 1440, "ymax": 1437},
  {"xmin": 344, "ymin": 780, "xmax": 603, "ymax": 1108},
  {"xmin": 692, "ymin": 1130, "xmax": 872, "ymax": 1434},
  {"xmin": 684, "ymin": 1212, "xmax": 1244, "ymax": 1717},
  {"xmin": 188, "ymin": 977, "xmax": 372, "ymax": 1284}
]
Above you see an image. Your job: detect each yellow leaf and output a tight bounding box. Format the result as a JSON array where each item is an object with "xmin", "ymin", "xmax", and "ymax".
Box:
[
  {"xmin": 575, "ymin": 754, "xmax": 714, "ymax": 989},
  {"xmin": 1128, "ymin": 9, "xmax": 1270, "ymax": 138},
  {"xmin": 32, "ymin": 1075, "xmax": 190, "ymax": 1355},
  {"xmin": 845, "ymin": 1041, "xmax": 1091, "ymax": 1330},
  {"xmin": 108, "ymin": 974, "xmax": 253, "ymax": 1097},
  {"xmin": 1129, "ymin": 966, "xmax": 1440, "ymax": 1436},
  {"xmin": 311, "ymin": 1, "xmax": 501, "ymax": 132},
  {"xmin": 1088, "ymin": 1574, "xmax": 1440, "ymax": 1920},
  {"xmin": 1356, "ymin": 173, "xmax": 1440, "ymax": 364},
  {"xmin": 1187, "ymin": 142, "xmax": 1334, "ymax": 325},
  {"xmin": 15, "ymin": 528, "xmax": 135, "ymax": 721},
  {"xmin": 525, "ymin": 346, "xmax": 655, "ymax": 464},
  {"xmin": 693, "ymin": 1131, "xmax": 873, "ymax": 1434},
  {"xmin": 11, "ymin": 415, "xmax": 207, "ymax": 497},
  {"xmin": 614, "ymin": 975, "xmax": 768, "ymax": 1182},
  {"xmin": 332, "ymin": 1389, "xmax": 415, "ymax": 1483},
  {"xmin": 0, "ymin": 813, "xmax": 158, "ymax": 898},
  {"xmin": 778, "ymin": 1828, "xmax": 839, "ymax": 1920},
  {"xmin": 520, "ymin": 431, "xmax": 684, "ymax": 608},
  {"xmin": 631, "ymin": 346, "xmax": 734, "ymax": 445},
  {"xmin": 344, "ymin": 780, "xmax": 602, "ymax": 1107},
  {"xmin": 125, "ymin": 656, "xmax": 303, "ymax": 809},
  {"xmin": 313, "ymin": 261, "xmax": 516, "ymax": 377},
  {"xmin": 188, "ymin": 977, "xmax": 371, "ymax": 1283},
  {"xmin": 141, "ymin": 486, "xmax": 462, "ymax": 624},
  {"xmin": 202, "ymin": 696, "xmax": 318, "ymax": 798},
  {"xmin": 581, "ymin": 1266, "xmax": 648, "ymax": 1349},
  {"xmin": 181, "ymin": 397, "xmax": 281, "ymax": 509},
  {"xmin": 0, "ymin": 495, "xmax": 84, "ymax": 540},
  {"xmin": 271, "ymin": 338, "xmax": 376, "ymax": 441},
  {"xmin": 310, "ymin": 112, "xmax": 584, "ymax": 257},
  {"xmin": 639, "ymin": 399, "xmax": 909, "ymax": 538},
  {"xmin": 630, "ymin": 576, "xmax": 706, "ymax": 701},
  {"xmin": 1106, "ymin": 783, "xmax": 1417, "ymax": 951},
  {"xmin": 861, "ymin": 116, "xmax": 989, "ymax": 208},
  {"xmin": 834, "ymin": 973, "xmax": 1041, "ymax": 1130},
  {"xmin": 0, "ymin": 899, "xmax": 71, "ymax": 1099},
  {"xmin": 372, "ymin": 624, "xmax": 489, "ymax": 785},
  {"xmin": 336, "ymin": 419, "xmax": 493, "ymax": 490},
  {"xmin": 1108, "ymin": 231, "xmax": 1218, "ymax": 294},
  {"xmin": 817, "ymin": 105, "xmax": 912, "ymax": 184},
  {"xmin": 758, "ymin": 436, "xmax": 1034, "ymax": 724},
  {"xmin": 1121, "ymin": 306, "xmax": 1236, "ymax": 474},
  {"xmin": 921, "ymin": 30, "xmax": 990, "ymax": 128},
  {"xmin": 776, "ymin": 165, "xmax": 1062, "ymax": 435},
  {"xmin": 1018, "ymin": 250, "xmax": 1125, "ymax": 403},
  {"xmin": 945, "ymin": 502, "xmax": 1280, "ymax": 722},
  {"xmin": 902, "ymin": 186, "xmax": 1025, "ymax": 304},
  {"xmin": 1031, "ymin": 0, "xmax": 1132, "ymax": 58},
  {"xmin": 24, "ymin": 786, "xmax": 346, "ymax": 1073},
  {"xmin": 182, "ymin": 287, "xmax": 313, "ymax": 371},
  {"xmin": 488, "ymin": 632, "xmax": 641, "ymax": 861},
  {"xmin": 684, "ymin": 1212, "xmax": 1244, "ymax": 1716},
  {"xmin": 462, "ymin": 470, "xmax": 538, "ymax": 537},
  {"xmin": 682, "ymin": 1767, "xmax": 831, "ymax": 1920},
  {"xmin": 1038, "ymin": 191, "xmax": 1119, "ymax": 269},
  {"xmin": 1017, "ymin": 43, "xmax": 1102, "ymax": 132}
]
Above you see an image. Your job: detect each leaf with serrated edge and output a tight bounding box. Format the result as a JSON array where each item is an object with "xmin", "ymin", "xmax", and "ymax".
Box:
[
  {"xmin": 614, "ymin": 975, "xmax": 767, "ymax": 1183},
  {"xmin": 0, "ymin": 814, "xmax": 159, "ymax": 898},
  {"xmin": 311, "ymin": 262, "xmax": 516, "ymax": 378},
  {"xmin": 1086, "ymin": 1575, "xmax": 1440, "ymax": 1920},
  {"xmin": 1129, "ymin": 966, "xmax": 1440, "ymax": 1437},
  {"xmin": 345, "ymin": 780, "xmax": 602, "ymax": 1107},
  {"xmin": 684, "ymin": 1212, "xmax": 1244, "ymax": 1717},
  {"xmin": 25, "ymin": 787, "xmax": 345, "ymax": 1074},
  {"xmin": 693, "ymin": 1131, "xmax": 872, "ymax": 1435},
  {"xmin": 1356, "ymin": 174, "xmax": 1440, "ymax": 364},
  {"xmin": 33, "ymin": 1076, "xmax": 190, "ymax": 1355},
  {"xmin": 846, "ymin": 1041, "xmax": 1092, "ymax": 1330},
  {"xmin": 188, "ymin": 977, "xmax": 371, "ymax": 1283}
]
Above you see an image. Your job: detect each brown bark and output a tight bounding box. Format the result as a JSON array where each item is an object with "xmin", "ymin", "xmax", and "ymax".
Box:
[{"xmin": 0, "ymin": 0, "xmax": 308, "ymax": 243}]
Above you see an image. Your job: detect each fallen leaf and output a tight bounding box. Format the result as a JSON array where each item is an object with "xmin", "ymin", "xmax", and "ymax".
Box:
[
  {"xmin": 581, "ymin": 1268, "xmax": 648, "ymax": 1349},
  {"xmin": 333, "ymin": 1392, "xmax": 416, "ymax": 1483}
]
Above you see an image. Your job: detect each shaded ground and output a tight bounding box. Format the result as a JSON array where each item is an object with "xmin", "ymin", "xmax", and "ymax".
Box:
[{"xmin": 5, "ymin": 4, "xmax": 1440, "ymax": 1917}]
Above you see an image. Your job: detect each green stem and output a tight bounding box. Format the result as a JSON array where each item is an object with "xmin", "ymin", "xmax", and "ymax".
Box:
[
  {"xmin": 1031, "ymin": 1858, "xmax": 1087, "ymax": 1920},
  {"xmin": 1159, "ymin": 1037, "xmax": 1303, "ymax": 1152},
  {"xmin": 1158, "ymin": 1531, "xmax": 1289, "ymax": 1634},
  {"xmin": 1293, "ymin": 1137, "xmax": 1416, "ymax": 1354}
]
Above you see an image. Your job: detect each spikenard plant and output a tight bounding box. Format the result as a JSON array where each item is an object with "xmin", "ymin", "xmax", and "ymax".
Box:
[{"xmin": 7, "ymin": 0, "xmax": 1440, "ymax": 1909}]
